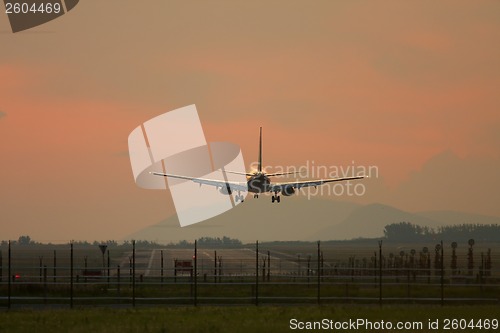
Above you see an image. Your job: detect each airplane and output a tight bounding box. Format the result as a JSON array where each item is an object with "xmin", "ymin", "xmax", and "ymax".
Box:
[{"xmin": 151, "ymin": 128, "xmax": 364, "ymax": 203}]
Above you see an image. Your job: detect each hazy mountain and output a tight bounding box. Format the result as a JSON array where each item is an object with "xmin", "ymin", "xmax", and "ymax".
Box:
[{"xmin": 311, "ymin": 203, "xmax": 443, "ymax": 240}]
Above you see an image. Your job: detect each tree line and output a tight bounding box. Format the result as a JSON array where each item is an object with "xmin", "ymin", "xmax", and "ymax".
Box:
[
  {"xmin": 1, "ymin": 236, "xmax": 242, "ymax": 249},
  {"xmin": 383, "ymin": 222, "xmax": 500, "ymax": 242}
]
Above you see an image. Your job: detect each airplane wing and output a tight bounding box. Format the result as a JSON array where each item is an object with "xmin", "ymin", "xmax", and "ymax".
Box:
[
  {"xmin": 151, "ymin": 172, "xmax": 248, "ymax": 192},
  {"xmin": 270, "ymin": 176, "xmax": 364, "ymax": 192},
  {"xmin": 222, "ymin": 170, "xmax": 255, "ymax": 177},
  {"xmin": 265, "ymin": 171, "xmax": 302, "ymax": 177},
  {"xmin": 224, "ymin": 170, "xmax": 301, "ymax": 177}
]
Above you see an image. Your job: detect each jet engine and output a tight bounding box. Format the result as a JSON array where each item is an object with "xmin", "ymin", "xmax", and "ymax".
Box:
[{"xmin": 282, "ymin": 185, "xmax": 295, "ymax": 196}]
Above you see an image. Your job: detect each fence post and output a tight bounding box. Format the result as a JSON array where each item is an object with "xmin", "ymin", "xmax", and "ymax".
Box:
[
  {"xmin": 43, "ymin": 265, "xmax": 47, "ymax": 304},
  {"xmin": 129, "ymin": 256, "xmax": 132, "ymax": 286},
  {"xmin": 317, "ymin": 241, "xmax": 321, "ymax": 304},
  {"xmin": 84, "ymin": 256, "xmax": 88, "ymax": 284},
  {"xmin": 267, "ymin": 250, "xmax": 271, "ymax": 282},
  {"xmin": 194, "ymin": 240, "xmax": 197, "ymax": 307},
  {"xmin": 53, "ymin": 250, "xmax": 57, "ymax": 283},
  {"xmin": 160, "ymin": 250, "xmax": 164, "ymax": 286},
  {"xmin": 39, "ymin": 256, "xmax": 43, "ymax": 283},
  {"xmin": 307, "ymin": 256, "xmax": 311, "ymax": 285},
  {"xmin": 214, "ymin": 250, "xmax": 217, "ymax": 284},
  {"xmin": 107, "ymin": 250, "xmax": 110, "ymax": 285},
  {"xmin": 70, "ymin": 243, "xmax": 73, "ymax": 309},
  {"xmin": 117, "ymin": 265, "xmax": 121, "ymax": 296},
  {"xmin": 132, "ymin": 240, "xmax": 136, "ymax": 307},
  {"xmin": 8, "ymin": 241, "xmax": 11, "ymax": 310},
  {"xmin": 440, "ymin": 240, "xmax": 444, "ymax": 306},
  {"xmin": 174, "ymin": 259, "xmax": 177, "ymax": 283},
  {"xmin": 379, "ymin": 240, "xmax": 383, "ymax": 307},
  {"xmin": 480, "ymin": 252, "xmax": 484, "ymax": 292},
  {"xmin": 255, "ymin": 240, "xmax": 259, "ymax": 306},
  {"xmin": 262, "ymin": 257, "xmax": 266, "ymax": 282}
]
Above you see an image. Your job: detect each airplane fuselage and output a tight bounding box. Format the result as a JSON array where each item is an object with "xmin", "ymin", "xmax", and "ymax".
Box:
[{"xmin": 247, "ymin": 172, "xmax": 271, "ymax": 193}]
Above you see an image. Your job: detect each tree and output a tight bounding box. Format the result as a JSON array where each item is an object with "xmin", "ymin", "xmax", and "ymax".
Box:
[
  {"xmin": 383, "ymin": 222, "xmax": 429, "ymax": 241},
  {"xmin": 18, "ymin": 235, "xmax": 32, "ymax": 246}
]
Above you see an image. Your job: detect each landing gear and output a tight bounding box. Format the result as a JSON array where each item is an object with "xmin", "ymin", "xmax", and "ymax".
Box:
[
  {"xmin": 271, "ymin": 193, "xmax": 281, "ymax": 203},
  {"xmin": 253, "ymin": 194, "xmax": 259, "ymax": 199},
  {"xmin": 235, "ymin": 193, "xmax": 245, "ymax": 202}
]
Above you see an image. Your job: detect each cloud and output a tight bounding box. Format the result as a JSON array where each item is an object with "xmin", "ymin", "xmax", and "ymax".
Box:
[
  {"xmin": 389, "ymin": 150, "xmax": 500, "ymax": 217},
  {"xmin": 0, "ymin": 110, "xmax": 5, "ymax": 118}
]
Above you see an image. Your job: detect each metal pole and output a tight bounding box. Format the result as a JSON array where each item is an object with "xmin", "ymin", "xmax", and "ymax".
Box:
[
  {"xmin": 194, "ymin": 240, "xmax": 197, "ymax": 306},
  {"xmin": 129, "ymin": 257, "xmax": 132, "ymax": 285},
  {"xmin": 379, "ymin": 240, "xmax": 383, "ymax": 307},
  {"xmin": 70, "ymin": 243, "xmax": 74, "ymax": 309},
  {"xmin": 84, "ymin": 256, "xmax": 88, "ymax": 283},
  {"xmin": 102, "ymin": 252, "xmax": 105, "ymax": 280},
  {"xmin": 132, "ymin": 240, "xmax": 136, "ymax": 307},
  {"xmin": 214, "ymin": 250, "xmax": 217, "ymax": 284},
  {"xmin": 317, "ymin": 241, "xmax": 321, "ymax": 304},
  {"xmin": 39, "ymin": 256, "xmax": 43, "ymax": 283},
  {"xmin": 267, "ymin": 250, "xmax": 271, "ymax": 282},
  {"xmin": 160, "ymin": 250, "xmax": 164, "ymax": 286},
  {"xmin": 307, "ymin": 256, "xmax": 311, "ymax": 285},
  {"xmin": 107, "ymin": 250, "xmax": 110, "ymax": 285},
  {"xmin": 440, "ymin": 240, "xmax": 444, "ymax": 306},
  {"xmin": 0, "ymin": 250, "xmax": 2, "ymax": 283},
  {"xmin": 43, "ymin": 265, "xmax": 47, "ymax": 304},
  {"xmin": 53, "ymin": 250, "xmax": 57, "ymax": 283},
  {"xmin": 262, "ymin": 256, "xmax": 266, "ymax": 282},
  {"xmin": 480, "ymin": 252, "xmax": 484, "ymax": 290},
  {"xmin": 255, "ymin": 240, "xmax": 259, "ymax": 306},
  {"xmin": 117, "ymin": 265, "xmax": 121, "ymax": 296},
  {"xmin": 174, "ymin": 259, "xmax": 177, "ymax": 283},
  {"xmin": 8, "ymin": 241, "xmax": 11, "ymax": 309}
]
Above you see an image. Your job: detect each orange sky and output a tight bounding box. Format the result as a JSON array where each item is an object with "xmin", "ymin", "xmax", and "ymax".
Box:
[{"xmin": 1, "ymin": 1, "xmax": 499, "ymax": 242}]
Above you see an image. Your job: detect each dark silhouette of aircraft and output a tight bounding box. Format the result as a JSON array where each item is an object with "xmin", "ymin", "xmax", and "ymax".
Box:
[{"xmin": 153, "ymin": 128, "xmax": 364, "ymax": 203}]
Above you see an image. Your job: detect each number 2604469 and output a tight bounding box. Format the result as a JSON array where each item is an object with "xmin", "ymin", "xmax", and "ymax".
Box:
[{"xmin": 5, "ymin": 2, "xmax": 62, "ymax": 14}]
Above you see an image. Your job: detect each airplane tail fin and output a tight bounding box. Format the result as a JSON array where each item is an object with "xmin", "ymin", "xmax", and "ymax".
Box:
[{"xmin": 258, "ymin": 127, "xmax": 262, "ymax": 172}]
